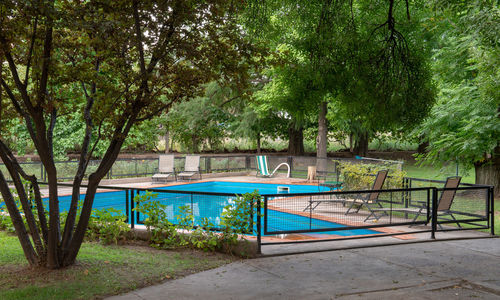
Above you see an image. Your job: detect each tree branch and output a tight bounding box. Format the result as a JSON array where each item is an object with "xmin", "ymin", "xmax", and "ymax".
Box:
[
  {"xmin": 0, "ymin": 171, "xmax": 39, "ymax": 266},
  {"xmin": 0, "ymin": 141, "xmax": 45, "ymax": 259},
  {"xmin": 132, "ymin": 0, "xmax": 147, "ymax": 77},
  {"xmin": 0, "ymin": 78, "xmax": 41, "ymax": 149},
  {"xmin": 0, "ymin": 139, "xmax": 48, "ymax": 244},
  {"xmin": 25, "ymin": 16, "xmax": 39, "ymax": 87},
  {"xmin": 37, "ymin": 13, "xmax": 54, "ymax": 107}
]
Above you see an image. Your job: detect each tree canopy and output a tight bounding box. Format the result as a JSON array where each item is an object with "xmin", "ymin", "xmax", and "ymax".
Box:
[
  {"xmin": 246, "ymin": 0, "xmax": 436, "ymax": 156},
  {"xmin": 0, "ymin": 0, "xmax": 257, "ymax": 268}
]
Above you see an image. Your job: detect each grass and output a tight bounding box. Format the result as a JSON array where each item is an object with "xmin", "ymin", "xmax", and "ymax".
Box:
[
  {"xmin": 403, "ymin": 162, "xmax": 475, "ymax": 184},
  {"xmin": 0, "ymin": 231, "xmax": 234, "ymax": 300}
]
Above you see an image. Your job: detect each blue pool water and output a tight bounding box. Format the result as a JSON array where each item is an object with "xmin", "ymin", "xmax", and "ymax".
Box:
[
  {"xmin": 13, "ymin": 181, "xmax": 379, "ymax": 237},
  {"xmin": 159, "ymin": 181, "xmax": 324, "ymax": 194}
]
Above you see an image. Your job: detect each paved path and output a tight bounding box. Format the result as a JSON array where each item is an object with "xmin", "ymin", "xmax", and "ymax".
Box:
[{"xmin": 108, "ymin": 237, "xmax": 500, "ymax": 300}]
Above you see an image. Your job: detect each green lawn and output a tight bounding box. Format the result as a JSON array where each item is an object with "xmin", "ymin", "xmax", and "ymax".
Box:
[
  {"xmin": 0, "ymin": 231, "xmax": 234, "ymax": 300},
  {"xmin": 403, "ymin": 162, "xmax": 475, "ymax": 184}
]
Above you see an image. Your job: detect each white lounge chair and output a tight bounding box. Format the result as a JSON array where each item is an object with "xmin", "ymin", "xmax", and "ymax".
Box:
[
  {"xmin": 177, "ymin": 155, "xmax": 201, "ymax": 181},
  {"xmin": 152, "ymin": 154, "xmax": 176, "ymax": 183},
  {"xmin": 256, "ymin": 155, "xmax": 290, "ymax": 178}
]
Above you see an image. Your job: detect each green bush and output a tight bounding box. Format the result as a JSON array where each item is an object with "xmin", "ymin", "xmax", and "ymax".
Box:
[
  {"xmin": 0, "ymin": 209, "xmax": 14, "ymax": 233},
  {"xmin": 132, "ymin": 190, "xmax": 262, "ymax": 254},
  {"xmin": 86, "ymin": 208, "xmax": 130, "ymax": 245},
  {"xmin": 337, "ymin": 160, "xmax": 406, "ymax": 191},
  {"xmin": 133, "ymin": 191, "xmax": 179, "ymax": 248}
]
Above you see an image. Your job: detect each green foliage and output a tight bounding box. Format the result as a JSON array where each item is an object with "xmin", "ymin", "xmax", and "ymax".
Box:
[
  {"xmin": 414, "ymin": 1, "xmax": 500, "ymax": 167},
  {"xmin": 221, "ymin": 191, "xmax": 260, "ymax": 235},
  {"xmin": 0, "ymin": 206, "xmax": 14, "ymax": 233},
  {"xmin": 86, "ymin": 208, "xmax": 130, "ymax": 245},
  {"xmin": 133, "ymin": 191, "xmax": 178, "ymax": 249},
  {"xmin": 337, "ymin": 161, "xmax": 406, "ymax": 191},
  {"xmin": 174, "ymin": 205, "xmax": 220, "ymax": 251},
  {"xmin": 132, "ymin": 190, "xmax": 261, "ymax": 254},
  {"xmin": 165, "ymin": 94, "xmax": 229, "ymax": 153},
  {"xmin": 249, "ymin": 0, "xmax": 435, "ymax": 148}
]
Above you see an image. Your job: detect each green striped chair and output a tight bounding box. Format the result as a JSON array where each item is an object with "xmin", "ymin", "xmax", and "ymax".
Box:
[{"xmin": 255, "ymin": 155, "xmax": 290, "ymax": 178}]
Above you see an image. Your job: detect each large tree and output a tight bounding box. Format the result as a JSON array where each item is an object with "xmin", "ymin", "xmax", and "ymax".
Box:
[
  {"xmin": 248, "ymin": 0, "xmax": 435, "ymax": 163},
  {"xmin": 0, "ymin": 0, "xmax": 255, "ymax": 269},
  {"xmin": 415, "ymin": 0, "xmax": 500, "ymax": 191}
]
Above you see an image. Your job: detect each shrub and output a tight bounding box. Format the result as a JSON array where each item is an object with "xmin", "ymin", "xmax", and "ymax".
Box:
[
  {"xmin": 219, "ymin": 191, "xmax": 261, "ymax": 254},
  {"xmin": 86, "ymin": 208, "xmax": 130, "ymax": 245},
  {"xmin": 337, "ymin": 160, "xmax": 406, "ymax": 190},
  {"xmin": 133, "ymin": 191, "xmax": 179, "ymax": 248},
  {"xmin": 132, "ymin": 190, "xmax": 262, "ymax": 254}
]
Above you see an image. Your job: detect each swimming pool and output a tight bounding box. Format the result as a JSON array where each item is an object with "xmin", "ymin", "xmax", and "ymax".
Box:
[
  {"xmin": 159, "ymin": 181, "xmax": 325, "ymax": 194},
  {"xmin": 39, "ymin": 181, "xmax": 379, "ymax": 237}
]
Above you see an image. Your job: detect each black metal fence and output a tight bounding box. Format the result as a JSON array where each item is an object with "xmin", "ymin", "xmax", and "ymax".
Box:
[
  {"xmin": 262, "ymin": 187, "xmax": 433, "ymax": 236},
  {"xmin": 130, "ymin": 188, "xmax": 238, "ymax": 231},
  {"xmin": 3, "ymin": 163, "xmax": 493, "ymax": 255},
  {"xmin": 259, "ymin": 184, "xmax": 494, "ymax": 247},
  {"xmin": 35, "ymin": 178, "xmax": 493, "ymax": 255}
]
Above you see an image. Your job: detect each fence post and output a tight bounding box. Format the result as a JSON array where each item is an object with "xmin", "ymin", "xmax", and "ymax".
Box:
[
  {"xmin": 287, "ymin": 156, "xmax": 293, "ymax": 174},
  {"xmin": 130, "ymin": 189, "xmax": 135, "ymax": 229},
  {"xmin": 126, "ymin": 189, "xmax": 130, "ymax": 224},
  {"xmin": 257, "ymin": 196, "xmax": 262, "ymax": 255},
  {"xmin": 205, "ymin": 157, "xmax": 211, "ymax": 174},
  {"xmin": 245, "ymin": 156, "xmax": 251, "ymax": 171},
  {"xmin": 491, "ymin": 187, "xmax": 495, "ymax": 236},
  {"xmin": 403, "ymin": 178, "xmax": 409, "ymax": 219},
  {"xmin": 190, "ymin": 193, "xmax": 194, "ymax": 215},
  {"xmin": 135, "ymin": 159, "xmax": 138, "ymax": 177},
  {"xmin": 431, "ymin": 187, "xmax": 438, "ymax": 239}
]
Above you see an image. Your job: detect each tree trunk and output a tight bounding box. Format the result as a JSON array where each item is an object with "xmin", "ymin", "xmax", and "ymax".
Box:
[
  {"xmin": 353, "ymin": 132, "xmax": 369, "ymax": 156},
  {"xmin": 316, "ymin": 101, "xmax": 328, "ymax": 174},
  {"xmin": 164, "ymin": 130, "xmax": 170, "ymax": 153},
  {"xmin": 256, "ymin": 132, "xmax": 261, "ymax": 154},
  {"xmin": 349, "ymin": 132, "xmax": 354, "ymax": 153},
  {"xmin": 288, "ymin": 122, "xmax": 304, "ymax": 156},
  {"xmin": 191, "ymin": 135, "xmax": 199, "ymax": 153},
  {"xmin": 474, "ymin": 146, "xmax": 500, "ymax": 195},
  {"xmin": 417, "ymin": 141, "xmax": 429, "ymax": 154}
]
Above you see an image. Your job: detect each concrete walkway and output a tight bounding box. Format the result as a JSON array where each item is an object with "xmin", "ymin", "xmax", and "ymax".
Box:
[{"xmin": 108, "ymin": 237, "xmax": 500, "ymax": 300}]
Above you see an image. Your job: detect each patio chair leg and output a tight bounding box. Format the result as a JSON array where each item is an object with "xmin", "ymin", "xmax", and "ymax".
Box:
[
  {"xmin": 345, "ymin": 202, "xmax": 358, "ymax": 215},
  {"xmin": 449, "ymin": 213, "xmax": 462, "ymax": 228},
  {"xmin": 408, "ymin": 207, "xmax": 425, "ymax": 228}
]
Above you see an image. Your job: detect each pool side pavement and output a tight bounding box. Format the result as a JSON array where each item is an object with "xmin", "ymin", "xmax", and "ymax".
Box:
[{"xmin": 107, "ymin": 237, "xmax": 500, "ymax": 300}]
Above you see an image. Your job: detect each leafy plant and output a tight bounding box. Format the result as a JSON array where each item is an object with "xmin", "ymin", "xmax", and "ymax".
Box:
[
  {"xmin": 132, "ymin": 190, "xmax": 262, "ymax": 254},
  {"xmin": 86, "ymin": 208, "xmax": 130, "ymax": 245},
  {"xmin": 337, "ymin": 161, "xmax": 406, "ymax": 191},
  {"xmin": 219, "ymin": 191, "xmax": 262, "ymax": 254},
  {"xmin": 0, "ymin": 202, "xmax": 14, "ymax": 233},
  {"xmin": 133, "ymin": 191, "xmax": 179, "ymax": 249}
]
